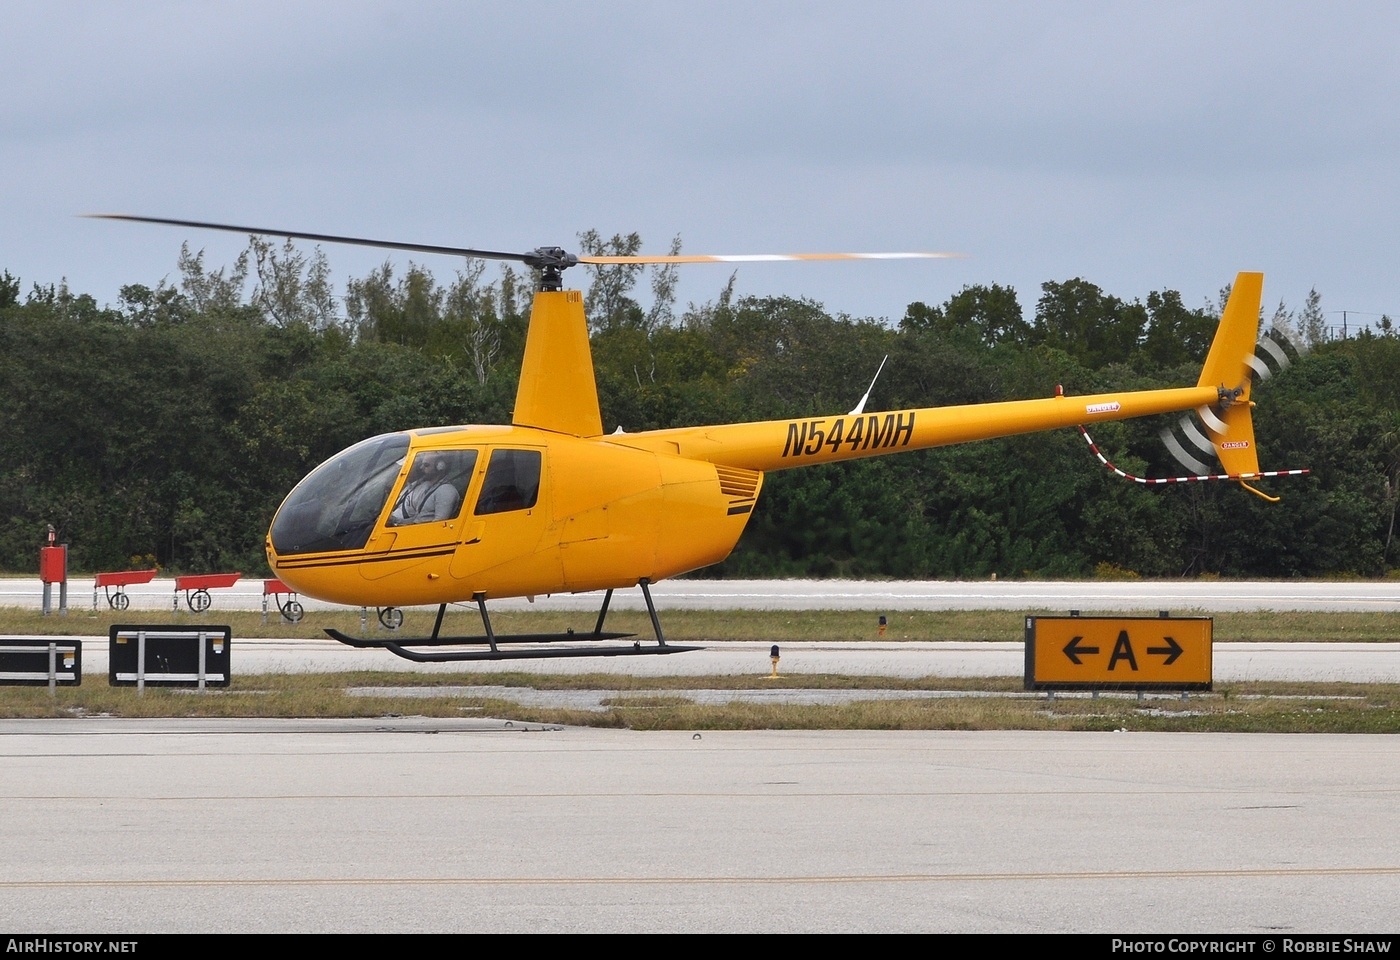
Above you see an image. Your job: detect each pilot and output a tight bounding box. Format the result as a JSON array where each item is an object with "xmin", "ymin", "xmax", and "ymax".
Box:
[{"xmin": 388, "ymin": 453, "xmax": 461, "ymax": 525}]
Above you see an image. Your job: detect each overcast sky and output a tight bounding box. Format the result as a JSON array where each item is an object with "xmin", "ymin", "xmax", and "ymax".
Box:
[{"xmin": 5, "ymin": 1, "xmax": 1399, "ymax": 330}]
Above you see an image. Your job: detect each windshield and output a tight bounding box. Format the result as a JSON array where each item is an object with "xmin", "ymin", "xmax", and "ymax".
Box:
[{"xmin": 270, "ymin": 434, "xmax": 411, "ymax": 555}]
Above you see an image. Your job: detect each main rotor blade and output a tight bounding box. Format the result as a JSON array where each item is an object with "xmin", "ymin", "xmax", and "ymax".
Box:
[
  {"xmin": 578, "ymin": 251, "xmax": 965, "ymax": 264},
  {"xmin": 87, "ymin": 214, "xmax": 965, "ymax": 270},
  {"xmin": 84, "ymin": 214, "xmax": 531, "ymax": 263}
]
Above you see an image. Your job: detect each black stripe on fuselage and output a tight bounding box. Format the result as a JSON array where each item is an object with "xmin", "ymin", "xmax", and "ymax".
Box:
[{"xmin": 275, "ymin": 545, "xmax": 458, "ymax": 570}]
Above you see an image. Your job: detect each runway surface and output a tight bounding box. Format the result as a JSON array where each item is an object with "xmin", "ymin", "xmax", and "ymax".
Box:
[
  {"xmin": 7, "ymin": 576, "xmax": 1400, "ymax": 613},
  {"xmin": 1, "ymin": 720, "xmax": 1396, "ymax": 933},
  {"xmin": 12, "ymin": 636, "xmax": 1400, "ymax": 683},
  {"xmin": 4, "ymin": 578, "xmax": 1398, "ymax": 932}
]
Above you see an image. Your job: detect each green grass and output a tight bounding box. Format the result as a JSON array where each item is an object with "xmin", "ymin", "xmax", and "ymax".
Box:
[
  {"xmin": 587, "ymin": 690, "xmax": 1400, "ymax": 734},
  {"xmin": 1, "ymin": 670, "xmax": 1398, "ymax": 733}
]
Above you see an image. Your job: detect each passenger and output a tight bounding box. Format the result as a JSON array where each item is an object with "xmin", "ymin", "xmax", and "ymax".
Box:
[{"xmin": 388, "ymin": 454, "xmax": 462, "ymax": 525}]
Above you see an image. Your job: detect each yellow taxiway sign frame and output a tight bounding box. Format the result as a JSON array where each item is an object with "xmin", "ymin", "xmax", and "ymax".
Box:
[{"xmin": 1025, "ymin": 615, "xmax": 1213, "ymax": 692}]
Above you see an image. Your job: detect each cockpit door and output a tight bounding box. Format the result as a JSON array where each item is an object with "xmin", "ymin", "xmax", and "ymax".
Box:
[
  {"xmin": 360, "ymin": 448, "xmax": 478, "ymax": 582},
  {"xmin": 449, "ymin": 447, "xmax": 558, "ymax": 591}
]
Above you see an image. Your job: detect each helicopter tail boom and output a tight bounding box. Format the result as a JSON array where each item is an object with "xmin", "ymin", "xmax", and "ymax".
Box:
[
  {"xmin": 622, "ymin": 385, "xmax": 1223, "ymax": 472},
  {"xmin": 620, "ymin": 272, "xmax": 1272, "ymax": 479}
]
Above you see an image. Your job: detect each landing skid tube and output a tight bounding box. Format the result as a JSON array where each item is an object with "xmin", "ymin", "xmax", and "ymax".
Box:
[{"xmin": 323, "ymin": 580, "xmax": 700, "ymax": 662}]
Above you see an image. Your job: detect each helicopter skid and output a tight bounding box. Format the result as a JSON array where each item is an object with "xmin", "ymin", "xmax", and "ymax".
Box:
[
  {"xmin": 321, "ymin": 581, "xmax": 693, "ymax": 661},
  {"xmin": 322, "ymin": 626, "xmax": 635, "ymax": 649},
  {"xmin": 324, "ymin": 628, "xmax": 698, "ymax": 662}
]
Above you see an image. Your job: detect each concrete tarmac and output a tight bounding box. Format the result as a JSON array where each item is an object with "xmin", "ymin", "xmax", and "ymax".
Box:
[
  {"xmin": 11, "ymin": 635, "xmax": 1400, "ymax": 683},
  {"xmin": 7, "ymin": 576, "xmax": 1400, "ymax": 613},
  {"xmin": 1, "ymin": 719, "xmax": 1396, "ymax": 933},
  {"xmin": 4, "ymin": 578, "xmax": 1399, "ymax": 933}
]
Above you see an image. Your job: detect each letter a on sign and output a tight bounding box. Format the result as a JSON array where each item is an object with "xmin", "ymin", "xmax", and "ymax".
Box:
[{"xmin": 1107, "ymin": 630, "xmax": 1138, "ymax": 671}]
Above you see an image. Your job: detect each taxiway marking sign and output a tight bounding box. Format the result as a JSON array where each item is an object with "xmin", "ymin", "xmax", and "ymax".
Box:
[{"xmin": 1025, "ymin": 616, "xmax": 1212, "ymax": 690}]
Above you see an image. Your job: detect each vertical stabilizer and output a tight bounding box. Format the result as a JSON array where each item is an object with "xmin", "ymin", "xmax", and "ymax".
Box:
[
  {"xmin": 1195, "ymin": 272, "xmax": 1264, "ymax": 478},
  {"xmin": 1197, "ymin": 272, "xmax": 1263, "ymax": 402},
  {"xmin": 512, "ymin": 290, "xmax": 604, "ymax": 438}
]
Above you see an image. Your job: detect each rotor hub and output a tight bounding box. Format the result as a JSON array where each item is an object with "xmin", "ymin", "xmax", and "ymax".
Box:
[{"xmin": 524, "ymin": 246, "xmax": 580, "ymax": 291}]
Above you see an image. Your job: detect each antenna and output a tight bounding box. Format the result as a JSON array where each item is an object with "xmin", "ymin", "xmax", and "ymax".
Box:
[{"xmin": 848, "ymin": 355, "xmax": 889, "ymax": 416}]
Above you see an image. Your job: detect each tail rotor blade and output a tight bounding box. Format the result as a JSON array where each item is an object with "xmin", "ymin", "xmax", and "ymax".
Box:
[
  {"xmin": 1255, "ymin": 331, "xmax": 1292, "ymax": 370},
  {"xmin": 1159, "ymin": 425, "xmax": 1213, "ymax": 475},
  {"xmin": 1160, "ymin": 329, "xmax": 1306, "ymax": 474}
]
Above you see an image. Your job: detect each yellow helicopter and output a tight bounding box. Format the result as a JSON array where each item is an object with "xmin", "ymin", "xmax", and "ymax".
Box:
[{"xmin": 94, "ymin": 215, "xmax": 1304, "ymax": 661}]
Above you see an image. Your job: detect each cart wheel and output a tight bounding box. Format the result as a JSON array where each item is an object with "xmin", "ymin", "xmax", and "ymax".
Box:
[
  {"xmin": 378, "ymin": 606, "xmax": 404, "ymax": 630},
  {"xmin": 189, "ymin": 589, "xmax": 212, "ymax": 613},
  {"xmin": 110, "ymin": 592, "xmax": 130, "ymax": 612},
  {"xmin": 281, "ymin": 600, "xmax": 305, "ymax": 623}
]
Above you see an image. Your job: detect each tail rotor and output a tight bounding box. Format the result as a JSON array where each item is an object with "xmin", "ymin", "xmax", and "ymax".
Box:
[{"xmin": 1159, "ymin": 326, "xmax": 1307, "ymax": 477}]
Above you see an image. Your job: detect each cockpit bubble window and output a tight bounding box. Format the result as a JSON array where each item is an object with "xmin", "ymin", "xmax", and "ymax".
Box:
[
  {"xmin": 474, "ymin": 449, "xmax": 542, "ymax": 515},
  {"xmin": 387, "ymin": 449, "xmax": 478, "ymax": 526},
  {"xmin": 270, "ymin": 433, "xmax": 410, "ymax": 555}
]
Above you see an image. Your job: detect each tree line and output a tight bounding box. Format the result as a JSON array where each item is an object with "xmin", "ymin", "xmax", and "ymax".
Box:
[{"xmin": 1, "ymin": 233, "xmax": 1395, "ymax": 581}]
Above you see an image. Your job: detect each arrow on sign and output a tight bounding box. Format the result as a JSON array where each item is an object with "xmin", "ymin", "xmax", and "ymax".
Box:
[
  {"xmin": 1147, "ymin": 635, "xmax": 1183, "ymax": 665},
  {"xmin": 1063, "ymin": 635, "xmax": 1100, "ymax": 665}
]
